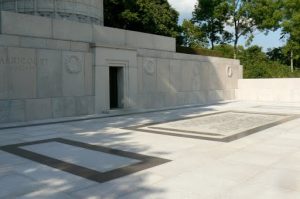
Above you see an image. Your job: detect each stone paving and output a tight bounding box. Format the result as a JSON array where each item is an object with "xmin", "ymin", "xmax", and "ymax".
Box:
[{"xmin": 1, "ymin": 101, "xmax": 300, "ymax": 198}]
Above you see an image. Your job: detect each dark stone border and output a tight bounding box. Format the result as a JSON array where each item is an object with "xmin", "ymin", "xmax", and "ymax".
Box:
[
  {"xmin": 0, "ymin": 138, "xmax": 170, "ymax": 183},
  {"xmin": 124, "ymin": 111, "xmax": 300, "ymax": 142}
]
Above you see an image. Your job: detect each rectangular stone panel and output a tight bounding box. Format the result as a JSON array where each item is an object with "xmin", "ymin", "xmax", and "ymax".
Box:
[
  {"xmin": 53, "ymin": 19, "xmax": 93, "ymax": 42},
  {"xmin": 62, "ymin": 51, "xmax": 85, "ymax": 97},
  {"xmin": 7, "ymin": 47, "xmax": 37, "ymax": 99},
  {"xmin": 156, "ymin": 59, "xmax": 170, "ymax": 93},
  {"xmin": 142, "ymin": 58, "xmax": 157, "ymax": 93},
  {"xmin": 84, "ymin": 53, "xmax": 94, "ymax": 96},
  {"xmin": 0, "ymin": 100, "xmax": 25, "ymax": 123},
  {"xmin": 1, "ymin": 11, "xmax": 52, "ymax": 38},
  {"xmin": 37, "ymin": 49, "xmax": 62, "ymax": 98},
  {"xmin": 0, "ymin": 47, "xmax": 8, "ymax": 99},
  {"xmin": 25, "ymin": 98, "xmax": 52, "ymax": 121}
]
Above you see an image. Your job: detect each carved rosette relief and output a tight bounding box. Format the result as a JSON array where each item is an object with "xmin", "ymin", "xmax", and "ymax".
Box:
[
  {"xmin": 226, "ymin": 65, "xmax": 233, "ymax": 78},
  {"xmin": 64, "ymin": 55, "xmax": 82, "ymax": 74},
  {"xmin": 143, "ymin": 58, "xmax": 156, "ymax": 75}
]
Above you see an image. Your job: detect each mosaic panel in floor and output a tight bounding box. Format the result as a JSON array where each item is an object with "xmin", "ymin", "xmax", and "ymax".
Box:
[{"xmin": 125, "ymin": 111, "xmax": 299, "ymax": 142}]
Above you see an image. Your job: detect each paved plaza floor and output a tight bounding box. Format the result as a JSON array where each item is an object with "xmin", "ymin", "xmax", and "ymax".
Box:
[{"xmin": 1, "ymin": 101, "xmax": 300, "ymax": 199}]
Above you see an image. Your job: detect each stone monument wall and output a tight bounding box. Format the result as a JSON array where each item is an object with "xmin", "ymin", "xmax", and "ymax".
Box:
[
  {"xmin": 236, "ymin": 79, "xmax": 300, "ymax": 102},
  {"xmin": 0, "ymin": 11, "xmax": 243, "ymax": 124}
]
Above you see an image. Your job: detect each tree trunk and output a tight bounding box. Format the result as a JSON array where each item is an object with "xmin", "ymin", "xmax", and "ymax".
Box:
[
  {"xmin": 233, "ymin": 39, "xmax": 238, "ymax": 59},
  {"xmin": 291, "ymin": 50, "xmax": 294, "ymax": 72}
]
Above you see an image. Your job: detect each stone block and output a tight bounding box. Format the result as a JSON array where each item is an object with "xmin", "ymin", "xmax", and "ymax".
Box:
[
  {"xmin": 70, "ymin": 42, "xmax": 90, "ymax": 52},
  {"xmin": 62, "ymin": 51, "xmax": 85, "ymax": 97},
  {"xmin": 46, "ymin": 39, "xmax": 71, "ymax": 50},
  {"xmin": 0, "ymin": 35, "xmax": 20, "ymax": 47},
  {"xmin": 51, "ymin": 98, "xmax": 64, "ymax": 118},
  {"xmin": 156, "ymin": 59, "xmax": 170, "ymax": 93},
  {"xmin": 9, "ymin": 100, "xmax": 25, "ymax": 122},
  {"xmin": 53, "ymin": 19, "xmax": 93, "ymax": 42},
  {"xmin": 0, "ymin": 47, "xmax": 8, "ymax": 99},
  {"xmin": 25, "ymin": 99, "xmax": 52, "ymax": 121},
  {"xmin": 95, "ymin": 66, "xmax": 109, "ymax": 113},
  {"xmin": 0, "ymin": 100, "xmax": 9, "ymax": 123},
  {"xmin": 37, "ymin": 49, "xmax": 62, "ymax": 98},
  {"xmin": 1, "ymin": 11, "xmax": 52, "ymax": 38},
  {"xmin": 93, "ymin": 26, "xmax": 126, "ymax": 46},
  {"xmin": 142, "ymin": 58, "xmax": 157, "ymax": 93},
  {"xmin": 87, "ymin": 96, "xmax": 95, "ymax": 115},
  {"xmin": 170, "ymin": 60, "xmax": 181, "ymax": 92},
  {"xmin": 153, "ymin": 35, "xmax": 176, "ymax": 52},
  {"xmin": 20, "ymin": 37, "xmax": 47, "ymax": 48},
  {"xmin": 126, "ymin": 31, "xmax": 155, "ymax": 50},
  {"xmin": 7, "ymin": 47, "xmax": 37, "ymax": 99},
  {"xmin": 76, "ymin": 96, "xmax": 89, "ymax": 116},
  {"xmin": 84, "ymin": 53, "xmax": 94, "ymax": 96},
  {"xmin": 63, "ymin": 97, "xmax": 76, "ymax": 117}
]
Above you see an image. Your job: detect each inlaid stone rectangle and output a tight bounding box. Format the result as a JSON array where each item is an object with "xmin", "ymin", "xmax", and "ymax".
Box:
[
  {"xmin": 125, "ymin": 111, "xmax": 299, "ymax": 142},
  {"xmin": 21, "ymin": 142, "xmax": 141, "ymax": 172},
  {"xmin": 0, "ymin": 138, "xmax": 170, "ymax": 183}
]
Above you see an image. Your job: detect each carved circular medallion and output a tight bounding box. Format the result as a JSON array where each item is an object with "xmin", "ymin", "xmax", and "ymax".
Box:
[
  {"xmin": 65, "ymin": 55, "xmax": 82, "ymax": 74},
  {"xmin": 143, "ymin": 59, "xmax": 155, "ymax": 75},
  {"xmin": 226, "ymin": 65, "xmax": 233, "ymax": 78}
]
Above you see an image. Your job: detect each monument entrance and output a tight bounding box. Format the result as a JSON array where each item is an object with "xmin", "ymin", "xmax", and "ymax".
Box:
[{"xmin": 109, "ymin": 67, "xmax": 124, "ymax": 109}]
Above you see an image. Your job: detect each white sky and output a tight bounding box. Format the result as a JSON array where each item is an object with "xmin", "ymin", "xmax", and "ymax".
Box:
[
  {"xmin": 168, "ymin": 0, "xmax": 283, "ymax": 50},
  {"xmin": 168, "ymin": 0, "xmax": 197, "ymax": 22}
]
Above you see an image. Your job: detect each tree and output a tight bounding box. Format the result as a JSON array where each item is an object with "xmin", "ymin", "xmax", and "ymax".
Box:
[
  {"xmin": 281, "ymin": 0, "xmax": 300, "ymax": 71},
  {"xmin": 222, "ymin": 0, "xmax": 282, "ymax": 58},
  {"xmin": 180, "ymin": 19, "xmax": 208, "ymax": 48},
  {"xmin": 192, "ymin": 0, "xmax": 230, "ymax": 50},
  {"xmin": 103, "ymin": 0, "xmax": 180, "ymax": 38}
]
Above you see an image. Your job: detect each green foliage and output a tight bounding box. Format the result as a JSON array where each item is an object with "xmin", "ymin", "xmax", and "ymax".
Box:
[
  {"xmin": 176, "ymin": 46, "xmax": 230, "ymax": 58},
  {"xmin": 192, "ymin": 0, "xmax": 230, "ymax": 49},
  {"xmin": 180, "ymin": 19, "xmax": 207, "ymax": 48},
  {"xmin": 104, "ymin": 0, "xmax": 179, "ymax": 37},
  {"xmin": 239, "ymin": 46, "xmax": 300, "ymax": 78}
]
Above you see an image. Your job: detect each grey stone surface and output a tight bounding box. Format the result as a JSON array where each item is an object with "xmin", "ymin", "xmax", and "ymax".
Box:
[
  {"xmin": 46, "ymin": 39, "xmax": 71, "ymax": 50},
  {"xmin": 8, "ymin": 100, "xmax": 25, "ymax": 122},
  {"xmin": 93, "ymin": 25, "xmax": 126, "ymax": 46},
  {"xmin": 0, "ymin": 47, "xmax": 8, "ymax": 99},
  {"xmin": 37, "ymin": 49, "xmax": 62, "ymax": 98},
  {"xmin": 0, "ymin": 34, "xmax": 20, "ymax": 47},
  {"xmin": 70, "ymin": 41, "xmax": 90, "ymax": 52},
  {"xmin": 84, "ymin": 53, "xmax": 94, "ymax": 96},
  {"xmin": 62, "ymin": 51, "xmax": 85, "ymax": 97},
  {"xmin": 157, "ymin": 59, "xmax": 170, "ymax": 93},
  {"xmin": 20, "ymin": 37, "xmax": 47, "ymax": 48},
  {"xmin": 76, "ymin": 96, "xmax": 90, "ymax": 116},
  {"xmin": 0, "ymin": 0, "xmax": 103, "ymax": 25},
  {"xmin": 0, "ymin": 100, "xmax": 25, "ymax": 123},
  {"xmin": 1, "ymin": 11, "xmax": 52, "ymax": 38},
  {"xmin": 51, "ymin": 98, "xmax": 64, "ymax": 118},
  {"xmin": 63, "ymin": 97, "xmax": 76, "ymax": 117},
  {"xmin": 7, "ymin": 47, "xmax": 37, "ymax": 99},
  {"xmin": 142, "ymin": 58, "xmax": 157, "ymax": 92},
  {"xmin": 53, "ymin": 19, "xmax": 93, "ymax": 42},
  {"xmin": 25, "ymin": 98, "xmax": 52, "ymax": 121},
  {"xmin": 21, "ymin": 142, "xmax": 140, "ymax": 172}
]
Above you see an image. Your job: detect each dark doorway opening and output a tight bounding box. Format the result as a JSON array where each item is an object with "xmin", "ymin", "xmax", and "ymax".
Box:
[{"xmin": 109, "ymin": 67, "xmax": 124, "ymax": 109}]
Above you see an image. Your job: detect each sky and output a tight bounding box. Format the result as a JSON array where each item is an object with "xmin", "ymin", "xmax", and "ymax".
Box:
[{"xmin": 168, "ymin": 0, "xmax": 285, "ymax": 51}]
